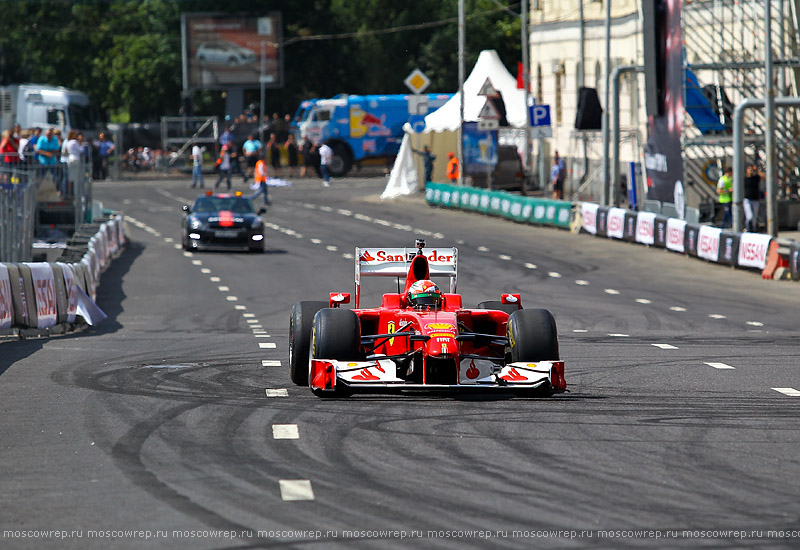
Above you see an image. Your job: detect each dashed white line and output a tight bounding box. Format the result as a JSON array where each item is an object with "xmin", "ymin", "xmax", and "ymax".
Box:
[
  {"xmin": 183, "ymin": 252, "xmax": 193, "ymax": 257},
  {"xmin": 548, "ymin": 272, "xmax": 561, "ymax": 278},
  {"xmin": 173, "ymin": 244, "xmax": 182, "ymax": 250},
  {"xmin": 326, "ymin": 245, "xmax": 338, "ymax": 252},
  {"xmin": 773, "ymin": 388, "xmax": 800, "ymax": 397},
  {"xmin": 246, "ymin": 319, "xmax": 259, "ymax": 324},
  {"xmin": 234, "ymin": 305, "xmax": 247, "ymax": 310},
  {"xmin": 164, "ymin": 238, "xmax": 174, "ymax": 243},
  {"xmin": 342, "ymin": 253, "xmax": 354, "ymax": 260},
  {"xmin": 272, "ymin": 424, "xmax": 300, "ymax": 440},
  {"xmin": 279, "ymin": 480, "xmax": 314, "ymax": 501},
  {"xmin": 243, "ymin": 313, "xmax": 255, "ymax": 318},
  {"xmin": 319, "ymin": 206, "xmax": 333, "ymax": 212},
  {"xmin": 705, "ymin": 362, "xmax": 735, "ymax": 370},
  {"xmin": 337, "ymin": 209, "xmax": 352, "ymax": 216},
  {"xmin": 709, "ymin": 314, "xmax": 726, "ymax": 320},
  {"xmin": 192, "ymin": 260, "xmax": 202, "ymax": 266},
  {"xmin": 259, "ymin": 342, "xmax": 277, "ymax": 349},
  {"xmin": 498, "ymin": 254, "xmax": 512, "ymax": 261},
  {"xmin": 573, "ymin": 329, "xmax": 588, "ymax": 333},
  {"xmin": 636, "ymin": 298, "xmax": 652, "ymax": 304},
  {"xmin": 652, "ymin": 343, "xmax": 678, "ymax": 350},
  {"xmin": 374, "ymin": 219, "xmax": 391, "ymax": 226},
  {"xmin": 746, "ymin": 321, "xmax": 764, "ymax": 327},
  {"xmin": 262, "ymin": 360, "xmax": 281, "ymax": 367},
  {"xmin": 226, "ymin": 296, "xmax": 238, "ymax": 301},
  {"xmin": 477, "ymin": 246, "xmax": 490, "ymax": 252},
  {"xmin": 575, "ymin": 280, "xmax": 589, "ymax": 285},
  {"xmin": 210, "ymin": 276, "xmax": 221, "ymax": 282},
  {"xmin": 310, "ymin": 238, "xmax": 322, "ymax": 244},
  {"xmin": 265, "ymin": 388, "xmax": 288, "ymax": 397},
  {"xmin": 524, "ymin": 263, "xmax": 538, "ymax": 269},
  {"xmin": 608, "ymin": 333, "xmax": 630, "ymax": 337},
  {"xmin": 670, "ymin": 306, "xmax": 687, "ymax": 312},
  {"xmin": 201, "ymin": 268, "xmax": 211, "ymax": 274},
  {"xmin": 254, "ymin": 334, "xmax": 272, "ymax": 338},
  {"xmin": 604, "ymin": 289, "xmax": 620, "ymax": 295},
  {"xmin": 355, "ymin": 214, "xmax": 372, "ymax": 222},
  {"xmin": 218, "ymin": 286, "xmax": 230, "ymax": 291},
  {"xmin": 250, "ymin": 325, "xmax": 263, "ymax": 329}
]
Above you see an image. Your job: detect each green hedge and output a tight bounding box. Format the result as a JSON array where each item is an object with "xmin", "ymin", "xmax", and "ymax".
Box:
[{"xmin": 424, "ymin": 182, "xmax": 573, "ymax": 228}]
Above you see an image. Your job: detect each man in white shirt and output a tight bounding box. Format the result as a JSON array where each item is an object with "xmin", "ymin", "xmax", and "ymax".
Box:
[
  {"xmin": 319, "ymin": 142, "xmax": 333, "ymax": 187},
  {"xmin": 191, "ymin": 143, "xmax": 204, "ymax": 188}
]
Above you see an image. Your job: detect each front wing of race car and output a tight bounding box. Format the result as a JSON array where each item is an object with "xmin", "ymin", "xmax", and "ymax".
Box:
[{"xmin": 310, "ymin": 358, "xmax": 567, "ymax": 395}]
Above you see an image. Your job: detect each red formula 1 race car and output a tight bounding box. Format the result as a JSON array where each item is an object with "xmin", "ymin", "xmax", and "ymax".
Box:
[{"xmin": 288, "ymin": 240, "xmax": 565, "ymax": 397}]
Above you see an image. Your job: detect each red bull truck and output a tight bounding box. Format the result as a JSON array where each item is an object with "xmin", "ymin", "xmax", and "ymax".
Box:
[{"xmin": 293, "ymin": 93, "xmax": 452, "ymax": 177}]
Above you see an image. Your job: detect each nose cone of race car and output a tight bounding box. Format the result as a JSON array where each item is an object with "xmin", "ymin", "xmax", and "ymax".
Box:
[{"xmin": 424, "ymin": 335, "xmax": 457, "ymax": 357}]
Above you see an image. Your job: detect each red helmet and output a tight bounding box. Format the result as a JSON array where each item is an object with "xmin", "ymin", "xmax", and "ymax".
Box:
[{"xmin": 407, "ymin": 280, "xmax": 443, "ymax": 310}]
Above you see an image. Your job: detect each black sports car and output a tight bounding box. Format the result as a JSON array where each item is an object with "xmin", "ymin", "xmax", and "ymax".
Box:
[{"xmin": 181, "ymin": 192, "xmax": 266, "ymax": 252}]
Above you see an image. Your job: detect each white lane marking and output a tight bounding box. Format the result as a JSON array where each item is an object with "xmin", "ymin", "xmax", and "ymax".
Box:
[
  {"xmin": 608, "ymin": 333, "xmax": 630, "ymax": 337},
  {"xmin": 342, "ymin": 253, "xmax": 354, "ymax": 260},
  {"xmin": 575, "ymin": 280, "xmax": 589, "ymax": 286},
  {"xmin": 173, "ymin": 244, "xmax": 182, "ymax": 250},
  {"xmin": 548, "ymin": 272, "xmax": 561, "ymax": 278},
  {"xmin": 302, "ymin": 203, "xmax": 316, "ymax": 209},
  {"xmin": 573, "ymin": 329, "xmax": 588, "ymax": 333},
  {"xmin": 262, "ymin": 360, "xmax": 281, "ymax": 367},
  {"xmin": 374, "ymin": 218, "xmax": 391, "ymax": 226},
  {"xmin": 416, "ymin": 229, "xmax": 433, "ymax": 236},
  {"xmin": 604, "ymin": 289, "xmax": 620, "ymax": 295},
  {"xmin": 192, "ymin": 260, "xmax": 202, "ymax": 266},
  {"xmin": 254, "ymin": 334, "xmax": 272, "ymax": 338},
  {"xmin": 705, "ymin": 362, "xmax": 735, "ymax": 370},
  {"xmin": 279, "ymin": 480, "xmax": 314, "ymax": 501},
  {"xmin": 338, "ymin": 209, "xmax": 352, "ymax": 216},
  {"xmin": 164, "ymin": 237, "xmax": 174, "ymax": 243},
  {"xmin": 773, "ymin": 388, "xmax": 800, "ymax": 397},
  {"xmin": 243, "ymin": 313, "xmax": 255, "ymax": 318},
  {"xmin": 393, "ymin": 223, "xmax": 413, "ymax": 231},
  {"xmin": 265, "ymin": 388, "xmax": 288, "ymax": 397},
  {"xmin": 326, "ymin": 245, "xmax": 338, "ymax": 252},
  {"xmin": 355, "ymin": 214, "xmax": 372, "ymax": 222},
  {"xmin": 432, "ymin": 232, "xmax": 445, "ymax": 239},
  {"xmin": 477, "ymin": 246, "xmax": 490, "ymax": 252},
  {"xmin": 636, "ymin": 298, "xmax": 652, "ymax": 304},
  {"xmin": 310, "ymin": 238, "xmax": 322, "ymax": 244},
  {"xmin": 252, "ymin": 328, "xmax": 267, "ymax": 333},
  {"xmin": 210, "ymin": 276, "xmax": 221, "ymax": 282},
  {"xmin": 246, "ymin": 319, "xmax": 259, "ymax": 324},
  {"xmin": 652, "ymin": 343, "xmax": 678, "ymax": 350},
  {"xmin": 183, "ymin": 252, "xmax": 193, "ymax": 257},
  {"xmin": 746, "ymin": 321, "xmax": 764, "ymax": 327},
  {"xmin": 670, "ymin": 306, "xmax": 687, "ymax": 312},
  {"xmin": 201, "ymin": 268, "xmax": 211, "ymax": 274},
  {"xmin": 250, "ymin": 325, "xmax": 263, "ymax": 329},
  {"xmin": 218, "ymin": 286, "xmax": 230, "ymax": 291},
  {"xmin": 272, "ymin": 424, "xmax": 300, "ymax": 440},
  {"xmin": 235, "ymin": 305, "xmax": 247, "ymax": 310},
  {"xmin": 226, "ymin": 296, "xmax": 238, "ymax": 301},
  {"xmin": 524, "ymin": 263, "xmax": 538, "ymax": 269},
  {"xmin": 709, "ymin": 314, "xmax": 726, "ymax": 319},
  {"xmin": 499, "ymin": 254, "xmax": 512, "ymax": 261},
  {"xmin": 259, "ymin": 342, "xmax": 277, "ymax": 349},
  {"xmin": 319, "ymin": 206, "xmax": 333, "ymax": 212}
]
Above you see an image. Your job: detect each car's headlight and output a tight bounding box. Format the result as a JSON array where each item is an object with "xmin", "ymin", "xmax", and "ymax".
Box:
[{"xmin": 190, "ymin": 218, "xmax": 204, "ymax": 230}]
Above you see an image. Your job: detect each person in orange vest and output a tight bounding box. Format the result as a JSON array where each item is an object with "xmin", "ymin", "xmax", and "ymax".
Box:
[
  {"xmin": 446, "ymin": 152, "xmax": 459, "ymax": 183},
  {"xmin": 249, "ymin": 155, "xmax": 270, "ymax": 205}
]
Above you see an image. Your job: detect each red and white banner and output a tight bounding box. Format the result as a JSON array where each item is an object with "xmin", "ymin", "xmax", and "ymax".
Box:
[
  {"xmin": 607, "ymin": 208, "xmax": 627, "ymax": 240},
  {"xmin": 697, "ymin": 226, "xmax": 722, "ymax": 262},
  {"xmin": 57, "ymin": 262, "xmax": 79, "ymax": 324},
  {"xmin": 0, "ymin": 264, "xmax": 13, "ymax": 329},
  {"xmin": 581, "ymin": 203, "xmax": 599, "ymax": 234},
  {"xmin": 24, "ymin": 263, "xmax": 57, "ymax": 328},
  {"xmin": 666, "ymin": 218, "xmax": 686, "ymax": 253},
  {"xmin": 635, "ymin": 212, "xmax": 656, "ymax": 245},
  {"xmin": 737, "ymin": 233, "xmax": 772, "ymax": 269}
]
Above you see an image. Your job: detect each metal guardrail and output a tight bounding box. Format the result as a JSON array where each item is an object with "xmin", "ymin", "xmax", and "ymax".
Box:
[{"xmin": 0, "ymin": 160, "xmax": 92, "ymax": 262}]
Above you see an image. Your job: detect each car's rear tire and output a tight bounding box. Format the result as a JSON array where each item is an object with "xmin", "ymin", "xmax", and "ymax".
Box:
[
  {"xmin": 312, "ymin": 308, "xmax": 361, "ymax": 361},
  {"xmin": 507, "ymin": 309, "xmax": 559, "ymax": 362},
  {"xmin": 289, "ymin": 301, "xmax": 328, "ymax": 386},
  {"xmin": 476, "ymin": 300, "xmax": 521, "ymax": 315}
]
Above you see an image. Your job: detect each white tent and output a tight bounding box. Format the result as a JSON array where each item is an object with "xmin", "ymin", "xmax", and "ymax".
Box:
[
  {"xmin": 381, "ymin": 49, "xmax": 526, "ymax": 199},
  {"xmin": 423, "ymin": 49, "xmax": 527, "ymax": 132}
]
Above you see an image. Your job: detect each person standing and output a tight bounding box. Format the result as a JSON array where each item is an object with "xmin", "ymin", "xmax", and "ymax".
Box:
[
  {"xmin": 214, "ymin": 145, "xmax": 233, "ymax": 190},
  {"xmin": 300, "ymin": 140, "xmax": 316, "ymax": 178},
  {"xmin": 743, "ymin": 163, "xmax": 763, "ymax": 232},
  {"xmin": 413, "ymin": 145, "xmax": 436, "ymax": 185},
  {"xmin": 267, "ymin": 133, "xmax": 281, "ymax": 177},
  {"xmin": 94, "ymin": 132, "xmax": 115, "ymax": 180},
  {"xmin": 250, "ymin": 155, "xmax": 270, "ymax": 205},
  {"xmin": 36, "ymin": 127, "xmax": 61, "ymax": 190},
  {"xmin": 553, "ymin": 150, "xmax": 566, "ymax": 199},
  {"xmin": 191, "ymin": 142, "xmax": 204, "ymax": 188},
  {"xmin": 446, "ymin": 152, "xmax": 459, "ymax": 184},
  {"xmin": 550, "ymin": 156, "xmax": 564, "ymax": 199},
  {"xmin": 717, "ymin": 166, "xmax": 733, "ymax": 229},
  {"xmin": 241, "ymin": 134, "xmax": 262, "ymax": 183},
  {"xmin": 318, "ymin": 142, "xmax": 333, "ymax": 186},
  {"xmin": 0, "ymin": 130, "xmax": 20, "ymax": 165},
  {"xmin": 285, "ymin": 134, "xmax": 299, "ymax": 177}
]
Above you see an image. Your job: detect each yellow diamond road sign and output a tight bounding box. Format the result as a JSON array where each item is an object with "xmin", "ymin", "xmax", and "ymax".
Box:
[{"xmin": 404, "ymin": 69, "xmax": 430, "ymax": 94}]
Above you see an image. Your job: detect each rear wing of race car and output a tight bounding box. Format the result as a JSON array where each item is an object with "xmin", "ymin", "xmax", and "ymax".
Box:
[{"xmin": 354, "ymin": 244, "xmax": 457, "ymax": 308}]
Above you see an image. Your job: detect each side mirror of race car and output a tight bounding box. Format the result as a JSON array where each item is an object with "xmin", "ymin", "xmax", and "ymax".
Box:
[
  {"xmin": 329, "ymin": 292, "xmax": 351, "ymax": 308},
  {"xmin": 182, "ymin": 205, "xmax": 190, "ymax": 213},
  {"xmin": 501, "ymin": 293, "xmax": 521, "ymax": 305}
]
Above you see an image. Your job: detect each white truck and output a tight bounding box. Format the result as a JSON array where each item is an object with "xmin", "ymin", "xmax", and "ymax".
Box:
[{"xmin": 0, "ymin": 84, "xmax": 97, "ymax": 136}]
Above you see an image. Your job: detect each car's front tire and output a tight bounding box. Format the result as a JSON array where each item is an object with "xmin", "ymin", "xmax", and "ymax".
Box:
[
  {"xmin": 507, "ymin": 309, "xmax": 559, "ymax": 362},
  {"xmin": 288, "ymin": 301, "xmax": 328, "ymax": 386}
]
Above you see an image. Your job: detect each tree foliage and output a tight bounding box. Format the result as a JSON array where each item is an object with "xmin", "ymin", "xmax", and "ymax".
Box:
[{"xmin": 0, "ymin": 0, "xmax": 524, "ymax": 121}]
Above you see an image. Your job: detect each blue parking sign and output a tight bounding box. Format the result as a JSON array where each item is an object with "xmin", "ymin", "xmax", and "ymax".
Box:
[{"xmin": 529, "ymin": 105, "xmax": 551, "ymax": 127}]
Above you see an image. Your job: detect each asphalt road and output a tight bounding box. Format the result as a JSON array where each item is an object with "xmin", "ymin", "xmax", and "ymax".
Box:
[{"xmin": 2, "ymin": 173, "xmax": 800, "ymax": 549}]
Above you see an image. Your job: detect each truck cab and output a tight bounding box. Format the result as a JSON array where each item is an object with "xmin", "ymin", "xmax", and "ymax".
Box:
[{"xmin": 0, "ymin": 84, "xmax": 98, "ymax": 138}]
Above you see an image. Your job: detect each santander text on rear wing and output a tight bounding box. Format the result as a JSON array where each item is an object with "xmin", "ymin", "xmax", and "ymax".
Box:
[{"xmin": 354, "ymin": 246, "xmax": 457, "ymax": 307}]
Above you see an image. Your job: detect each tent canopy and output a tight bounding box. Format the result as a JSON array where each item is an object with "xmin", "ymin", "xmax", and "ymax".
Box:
[{"xmin": 423, "ymin": 50, "xmax": 527, "ymax": 133}]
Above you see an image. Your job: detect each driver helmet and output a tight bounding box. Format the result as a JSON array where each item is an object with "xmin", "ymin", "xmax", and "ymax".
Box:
[{"xmin": 407, "ymin": 280, "xmax": 443, "ymax": 310}]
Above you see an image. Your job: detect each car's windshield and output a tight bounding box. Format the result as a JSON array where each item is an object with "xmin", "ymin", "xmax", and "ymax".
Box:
[{"xmin": 193, "ymin": 196, "xmax": 254, "ymax": 214}]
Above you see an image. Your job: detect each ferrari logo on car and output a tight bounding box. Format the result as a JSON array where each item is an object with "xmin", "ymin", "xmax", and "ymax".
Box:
[{"xmin": 387, "ymin": 321, "xmax": 396, "ymax": 346}]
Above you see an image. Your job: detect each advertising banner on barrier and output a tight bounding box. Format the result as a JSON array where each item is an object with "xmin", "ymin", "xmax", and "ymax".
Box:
[
  {"xmin": 737, "ymin": 233, "xmax": 773, "ymax": 270},
  {"xmin": 623, "ymin": 212, "xmax": 637, "ymax": 242},
  {"xmin": 0, "ymin": 264, "xmax": 12, "ymax": 329},
  {"xmin": 685, "ymin": 224, "xmax": 700, "ymax": 256},
  {"xmin": 581, "ymin": 203, "xmax": 599, "ymax": 234},
  {"xmin": 697, "ymin": 225, "xmax": 722, "ymax": 262},
  {"xmin": 635, "ymin": 212, "xmax": 657, "ymax": 245},
  {"xmin": 790, "ymin": 242, "xmax": 800, "ymax": 281},
  {"xmin": 596, "ymin": 207, "xmax": 609, "ymax": 237},
  {"xmin": 654, "ymin": 216, "xmax": 668, "ymax": 247},
  {"xmin": 718, "ymin": 232, "xmax": 740, "ymax": 266},
  {"xmin": 24, "ymin": 263, "xmax": 57, "ymax": 329},
  {"xmin": 607, "ymin": 208, "xmax": 627, "ymax": 240},
  {"xmin": 666, "ymin": 218, "xmax": 686, "ymax": 252},
  {"xmin": 57, "ymin": 262, "xmax": 79, "ymax": 324}
]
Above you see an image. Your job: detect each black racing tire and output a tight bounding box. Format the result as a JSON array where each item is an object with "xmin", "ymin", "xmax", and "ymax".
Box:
[
  {"xmin": 476, "ymin": 300, "xmax": 522, "ymax": 315},
  {"xmin": 507, "ymin": 308, "xmax": 559, "ymax": 362},
  {"xmin": 289, "ymin": 301, "xmax": 329, "ymax": 386},
  {"xmin": 312, "ymin": 308, "xmax": 361, "ymax": 361}
]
